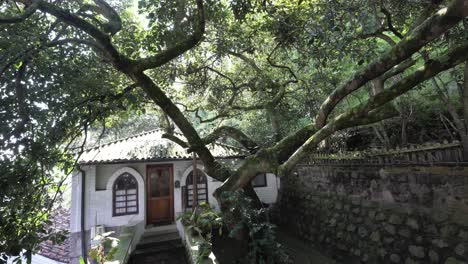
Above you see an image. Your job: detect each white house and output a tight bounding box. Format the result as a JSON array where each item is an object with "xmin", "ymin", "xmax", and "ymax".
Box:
[{"xmin": 69, "ymin": 129, "xmax": 280, "ymax": 263}]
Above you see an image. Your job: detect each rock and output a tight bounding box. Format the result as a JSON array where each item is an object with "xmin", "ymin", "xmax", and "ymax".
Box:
[
  {"xmin": 370, "ymin": 231, "xmax": 381, "ymax": 242},
  {"xmin": 433, "ymin": 211, "xmax": 449, "ymax": 223},
  {"xmin": 347, "ymin": 224, "xmax": 356, "ymax": 232},
  {"xmin": 378, "ymin": 248, "xmax": 387, "ymax": 257},
  {"xmin": 352, "ymin": 208, "xmax": 360, "ymax": 214},
  {"xmin": 409, "ymin": 245, "xmax": 425, "ymax": 258},
  {"xmin": 390, "ymin": 254, "xmax": 401, "ymax": 263},
  {"xmin": 384, "ymin": 237, "xmax": 395, "ymax": 244},
  {"xmin": 406, "ymin": 218, "xmax": 419, "ymax": 230},
  {"xmin": 428, "ymin": 250, "xmax": 439, "ymax": 263},
  {"xmin": 384, "ymin": 224, "xmax": 396, "ymax": 235},
  {"xmin": 389, "ymin": 214, "xmax": 403, "ymax": 225},
  {"xmin": 455, "ymin": 243, "xmax": 465, "ymax": 256},
  {"xmin": 344, "ymin": 204, "xmax": 351, "ymax": 211},
  {"xmin": 398, "ymin": 228, "xmax": 411, "ymax": 238},
  {"xmin": 415, "ymin": 235, "xmax": 423, "ymax": 243},
  {"xmin": 405, "ymin": 257, "xmax": 419, "ymax": 264},
  {"xmin": 361, "ymin": 254, "xmax": 369, "ymax": 262},
  {"xmin": 444, "ymin": 257, "xmax": 462, "ymax": 264},
  {"xmin": 376, "ymin": 213, "xmax": 386, "ymax": 221},
  {"xmin": 432, "ymin": 239, "xmax": 450, "ymax": 248},
  {"xmin": 369, "ymin": 210, "xmax": 376, "ymax": 219},
  {"xmin": 459, "ymin": 230, "xmax": 468, "ymax": 241},
  {"xmin": 441, "ymin": 225, "xmax": 458, "ymax": 238},
  {"xmin": 358, "ymin": 226, "xmax": 368, "ymax": 238}
]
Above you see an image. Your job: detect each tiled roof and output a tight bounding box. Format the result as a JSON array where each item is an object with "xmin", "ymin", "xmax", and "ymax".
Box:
[
  {"xmin": 36, "ymin": 207, "xmax": 70, "ymax": 263},
  {"xmin": 79, "ymin": 129, "xmax": 248, "ymax": 164}
]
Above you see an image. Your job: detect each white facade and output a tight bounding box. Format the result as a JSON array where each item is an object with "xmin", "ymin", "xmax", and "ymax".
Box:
[
  {"xmin": 70, "ymin": 159, "xmax": 280, "ymax": 234},
  {"xmin": 7, "ymin": 254, "xmax": 66, "ymax": 264}
]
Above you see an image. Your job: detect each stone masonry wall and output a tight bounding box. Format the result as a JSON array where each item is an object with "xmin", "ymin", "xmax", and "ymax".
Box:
[{"xmin": 275, "ymin": 165, "xmax": 468, "ymax": 263}]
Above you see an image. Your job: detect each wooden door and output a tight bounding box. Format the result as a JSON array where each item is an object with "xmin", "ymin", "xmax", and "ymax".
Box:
[{"xmin": 147, "ymin": 164, "xmax": 174, "ymax": 225}]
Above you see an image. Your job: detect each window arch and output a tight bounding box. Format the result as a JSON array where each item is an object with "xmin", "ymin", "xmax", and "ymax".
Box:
[
  {"xmin": 184, "ymin": 169, "xmax": 208, "ymax": 208},
  {"xmin": 113, "ymin": 173, "xmax": 138, "ymax": 216}
]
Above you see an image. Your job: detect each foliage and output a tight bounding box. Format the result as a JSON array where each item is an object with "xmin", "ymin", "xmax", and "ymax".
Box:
[
  {"xmin": 220, "ymin": 191, "xmax": 291, "ymax": 264},
  {"xmin": 88, "ymin": 231, "xmax": 120, "ymax": 264},
  {"xmin": 1, "ymin": 0, "xmax": 468, "ymax": 260},
  {"xmin": 178, "ymin": 202, "xmax": 223, "ymax": 261}
]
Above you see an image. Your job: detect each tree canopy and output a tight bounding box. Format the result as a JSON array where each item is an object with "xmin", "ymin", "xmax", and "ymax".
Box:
[{"xmin": 1, "ymin": 0, "xmax": 468, "ymax": 261}]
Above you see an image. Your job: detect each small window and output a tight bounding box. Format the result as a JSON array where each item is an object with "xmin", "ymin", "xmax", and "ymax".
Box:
[
  {"xmin": 185, "ymin": 169, "xmax": 208, "ymax": 208},
  {"xmin": 113, "ymin": 173, "xmax": 138, "ymax": 216},
  {"xmin": 251, "ymin": 173, "xmax": 267, "ymax": 188}
]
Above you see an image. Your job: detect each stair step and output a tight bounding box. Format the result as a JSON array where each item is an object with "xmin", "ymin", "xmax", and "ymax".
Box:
[
  {"xmin": 136, "ymin": 232, "xmax": 182, "ymax": 250},
  {"xmin": 132, "ymin": 241, "xmax": 184, "ymax": 256},
  {"xmin": 142, "ymin": 227, "xmax": 179, "ymax": 239}
]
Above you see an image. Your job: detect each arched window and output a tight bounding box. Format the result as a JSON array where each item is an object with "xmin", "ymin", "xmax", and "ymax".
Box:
[
  {"xmin": 184, "ymin": 169, "xmax": 208, "ymax": 208},
  {"xmin": 113, "ymin": 173, "xmax": 138, "ymax": 216}
]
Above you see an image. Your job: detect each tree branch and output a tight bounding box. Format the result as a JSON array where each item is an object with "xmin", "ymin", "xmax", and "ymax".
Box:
[
  {"xmin": 162, "ymin": 133, "xmax": 189, "ymax": 148},
  {"xmin": 201, "ymin": 126, "xmax": 259, "ymax": 153},
  {"xmin": 134, "ymin": 0, "xmax": 205, "ymax": 71},
  {"xmin": 0, "ymin": 0, "xmax": 39, "ymax": 24},
  {"xmin": 315, "ymin": 0, "xmax": 468, "ymax": 129},
  {"xmin": 23, "ymin": 0, "xmax": 128, "ymax": 68},
  {"xmin": 380, "ymin": 7, "xmax": 403, "ymax": 39}
]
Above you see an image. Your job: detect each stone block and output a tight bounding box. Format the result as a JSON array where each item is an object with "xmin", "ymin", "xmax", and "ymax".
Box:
[
  {"xmin": 398, "ymin": 228, "xmax": 411, "ymax": 238},
  {"xmin": 406, "ymin": 218, "xmax": 419, "ymax": 230},
  {"xmin": 455, "ymin": 243, "xmax": 466, "ymax": 257},
  {"xmin": 428, "ymin": 250, "xmax": 439, "ymax": 263},
  {"xmin": 432, "ymin": 239, "xmax": 450, "ymax": 248},
  {"xmin": 389, "ymin": 214, "xmax": 404, "ymax": 225},
  {"xmin": 409, "ymin": 245, "xmax": 425, "ymax": 258},
  {"xmin": 376, "ymin": 213, "xmax": 386, "ymax": 221},
  {"xmin": 358, "ymin": 226, "xmax": 368, "ymax": 238},
  {"xmin": 441, "ymin": 225, "xmax": 458, "ymax": 238},
  {"xmin": 405, "ymin": 257, "xmax": 419, "ymax": 264},
  {"xmin": 444, "ymin": 257, "xmax": 464, "ymax": 264},
  {"xmin": 459, "ymin": 230, "xmax": 468, "ymax": 241},
  {"xmin": 347, "ymin": 224, "xmax": 356, "ymax": 232},
  {"xmin": 384, "ymin": 237, "xmax": 395, "ymax": 244},
  {"xmin": 384, "ymin": 224, "xmax": 396, "ymax": 235},
  {"xmin": 390, "ymin": 254, "xmax": 401, "ymax": 263},
  {"xmin": 370, "ymin": 231, "xmax": 381, "ymax": 242}
]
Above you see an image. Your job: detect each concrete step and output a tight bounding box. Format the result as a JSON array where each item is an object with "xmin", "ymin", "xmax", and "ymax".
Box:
[
  {"xmin": 136, "ymin": 231, "xmax": 181, "ymax": 250},
  {"xmin": 130, "ymin": 225, "xmax": 187, "ymax": 264},
  {"xmin": 132, "ymin": 240, "xmax": 184, "ymax": 256},
  {"xmin": 130, "ymin": 248, "xmax": 187, "ymax": 264},
  {"xmin": 141, "ymin": 226, "xmax": 178, "ymax": 239}
]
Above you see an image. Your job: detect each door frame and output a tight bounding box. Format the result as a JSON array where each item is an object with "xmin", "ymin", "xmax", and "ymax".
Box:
[{"xmin": 146, "ymin": 164, "xmax": 174, "ymax": 225}]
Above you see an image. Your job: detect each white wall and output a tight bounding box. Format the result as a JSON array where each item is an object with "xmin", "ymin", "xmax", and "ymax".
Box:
[
  {"xmin": 71, "ymin": 159, "xmax": 280, "ymax": 233},
  {"xmin": 7, "ymin": 254, "xmax": 66, "ymax": 264}
]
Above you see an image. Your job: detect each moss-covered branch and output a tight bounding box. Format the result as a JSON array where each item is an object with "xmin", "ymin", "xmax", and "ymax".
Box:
[
  {"xmin": 0, "ymin": 0, "xmax": 39, "ymax": 24},
  {"xmin": 134, "ymin": 0, "xmax": 205, "ymax": 71},
  {"xmin": 201, "ymin": 126, "xmax": 259, "ymax": 153},
  {"xmin": 315, "ymin": 0, "xmax": 468, "ymax": 128}
]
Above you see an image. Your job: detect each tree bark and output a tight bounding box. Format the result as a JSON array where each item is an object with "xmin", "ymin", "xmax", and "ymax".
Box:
[{"xmin": 315, "ymin": 0, "xmax": 468, "ymax": 128}]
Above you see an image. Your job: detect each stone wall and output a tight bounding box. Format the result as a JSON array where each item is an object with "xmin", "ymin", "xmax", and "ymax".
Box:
[{"xmin": 275, "ymin": 164, "xmax": 468, "ymax": 263}]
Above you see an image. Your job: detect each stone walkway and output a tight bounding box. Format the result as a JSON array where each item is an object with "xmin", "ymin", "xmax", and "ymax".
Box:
[{"xmin": 278, "ymin": 230, "xmax": 337, "ymax": 264}]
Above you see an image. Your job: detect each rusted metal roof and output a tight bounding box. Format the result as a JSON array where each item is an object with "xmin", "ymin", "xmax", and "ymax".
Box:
[{"xmin": 79, "ymin": 129, "xmax": 248, "ymax": 164}]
